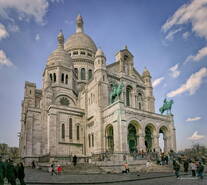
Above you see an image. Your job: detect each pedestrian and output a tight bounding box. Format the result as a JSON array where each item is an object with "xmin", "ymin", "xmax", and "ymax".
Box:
[
  {"xmin": 72, "ymin": 155, "xmax": 77, "ymax": 167},
  {"xmin": 50, "ymin": 163, "xmax": 57, "ymax": 176},
  {"xmin": 183, "ymin": 160, "xmax": 189, "ymax": 173},
  {"xmin": 0, "ymin": 156, "xmax": 6, "ymax": 185},
  {"xmin": 190, "ymin": 161, "xmax": 196, "ymax": 177},
  {"xmin": 165, "ymin": 155, "xmax": 169, "ymax": 165},
  {"xmin": 31, "ymin": 161, "xmax": 36, "ymax": 169},
  {"xmin": 16, "ymin": 163, "xmax": 26, "ymax": 185},
  {"xmin": 197, "ymin": 162, "xmax": 204, "ymax": 179},
  {"xmin": 173, "ymin": 160, "xmax": 180, "ymax": 178},
  {"xmin": 6, "ymin": 159, "xmax": 17, "ymax": 185},
  {"xmin": 145, "ymin": 160, "xmax": 151, "ymax": 173},
  {"xmin": 57, "ymin": 165, "xmax": 62, "ymax": 175},
  {"xmin": 122, "ymin": 161, "xmax": 129, "ymax": 173}
]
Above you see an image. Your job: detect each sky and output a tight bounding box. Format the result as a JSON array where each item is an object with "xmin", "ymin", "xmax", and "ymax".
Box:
[{"xmin": 0, "ymin": 0, "xmax": 207, "ymax": 151}]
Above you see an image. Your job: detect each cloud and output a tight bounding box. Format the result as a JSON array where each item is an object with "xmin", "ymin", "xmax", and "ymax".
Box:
[
  {"xmin": 188, "ymin": 131, "xmax": 205, "ymax": 141},
  {"xmin": 35, "ymin": 34, "xmax": 40, "ymax": 41},
  {"xmin": 186, "ymin": 117, "xmax": 202, "ymax": 122},
  {"xmin": 0, "ymin": 23, "xmax": 9, "ymax": 40},
  {"xmin": 184, "ymin": 46, "xmax": 207, "ymax": 63},
  {"xmin": 182, "ymin": 31, "xmax": 190, "ymax": 39},
  {"xmin": 0, "ymin": 50, "xmax": 14, "ymax": 67},
  {"xmin": 162, "ymin": 0, "xmax": 207, "ymax": 40},
  {"xmin": 169, "ymin": 63, "xmax": 180, "ymax": 78},
  {"xmin": 152, "ymin": 77, "xmax": 164, "ymax": 87},
  {"xmin": 0, "ymin": 0, "xmax": 50, "ymax": 24},
  {"xmin": 167, "ymin": 67, "xmax": 207, "ymax": 97},
  {"xmin": 165, "ymin": 28, "xmax": 182, "ymax": 41}
]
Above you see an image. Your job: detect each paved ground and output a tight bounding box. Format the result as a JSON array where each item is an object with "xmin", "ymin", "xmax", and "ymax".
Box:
[
  {"xmin": 3, "ymin": 168, "xmax": 206, "ymax": 185},
  {"xmin": 23, "ymin": 168, "xmax": 206, "ymax": 185}
]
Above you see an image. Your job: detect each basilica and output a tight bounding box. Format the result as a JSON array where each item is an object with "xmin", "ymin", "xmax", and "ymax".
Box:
[{"xmin": 19, "ymin": 15, "xmax": 176, "ymax": 163}]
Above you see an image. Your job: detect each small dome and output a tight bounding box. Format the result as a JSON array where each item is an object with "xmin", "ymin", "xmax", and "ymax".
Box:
[
  {"xmin": 95, "ymin": 48, "xmax": 105, "ymax": 57},
  {"xmin": 47, "ymin": 31, "xmax": 73, "ymax": 68},
  {"xmin": 143, "ymin": 67, "xmax": 151, "ymax": 77},
  {"xmin": 65, "ymin": 32, "xmax": 97, "ymax": 53}
]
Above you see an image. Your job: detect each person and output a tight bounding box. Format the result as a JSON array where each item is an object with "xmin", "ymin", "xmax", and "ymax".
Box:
[
  {"xmin": 145, "ymin": 160, "xmax": 151, "ymax": 173},
  {"xmin": 197, "ymin": 162, "xmax": 204, "ymax": 179},
  {"xmin": 51, "ymin": 163, "xmax": 57, "ymax": 176},
  {"xmin": 31, "ymin": 161, "xmax": 36, "ymax": 169},
  {"xmin": 72, "ymin": 155, "xmax": 77, "ymax": 167},
  {"xmin": 122, "ymin": 161, "xmax": 129, "ymax": 173},
  {"xmin": 190, "ymin": 161, "xmax": 196, "ymax": 177},
  {"xmin": 16, "ymin": 162, "xmax": 25, "ymax": 185},
  {"xmin": 0, "ymin": 156, "xmax": 6, "ymax": 185},
  {"xmin": 6, "ymin": 159, "xmax": 17, "ymax": 185},
  {"xmin": 57, "ymin": 165, "xmax": 62, "ymax": 175},
  {"xmin": 173, "ymin": 160, "xmax": 180, "ymax": 178},
  {"xmin": 183, "ymin": 160, "xmax": 189, "ymax": 173},
  {"xmin": 165, "ymin": 155, "xmax": 169, "ymax": 165}
]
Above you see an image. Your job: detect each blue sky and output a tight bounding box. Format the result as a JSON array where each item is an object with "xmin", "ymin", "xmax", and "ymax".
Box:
[{"xmin": 0, "ymin": 0, "xmax": 207, "ymax": 150}]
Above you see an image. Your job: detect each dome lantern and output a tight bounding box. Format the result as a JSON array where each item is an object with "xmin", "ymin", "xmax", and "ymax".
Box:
[{"xmin": 76, "ymin": 14, "xmax": 84, "ymax": 33}]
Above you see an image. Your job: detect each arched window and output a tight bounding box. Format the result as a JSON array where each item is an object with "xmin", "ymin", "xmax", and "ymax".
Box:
[
  {"xmin": 77, "ymin": 125, "xmax": 80, "ymax": 140},
  {"xmin": 53, "ymin": 73, "xmax": 56, "ymax": 82},
  {"xmin": 65, "ymin": 74, "xmax": 68, "ymax": 84},
  {"xmin": 74, "ymin": 68, "xmax": 78, "ymax": 79},
  {"xmin": 88, "ymin": 134, "xmax": 91, "ymax": 147},
  {"xmin": 61, "ymin": 73, "xmax": 64, "ymax": 83},
  {"xmin": 69, "ymin": 118, "xmax": 72, "ymax": 139},
  {"xmin": 126, "ymin": 86, "xmax": 132, "ymax": 106},
  {"xmin": 92, "ymin": 133, "xmax": 94, "ymax": 147},
  {"xmin": 61, "ymin": 124, "xmax": 65, "ymax": 139},
  {"xmin": 81, "ymin": 68, "xmax": 86, "ymax": 80},
  {"xmin": 88, "ymin": 69, "xmax": 92, "ymax": 80},
  {"xmin": 49, "ymin": 74, "xmax": 53, "ymax": 81},
  {"xmin": 137, "ymin": 93, "xmax": 143, "ymax": 110}
]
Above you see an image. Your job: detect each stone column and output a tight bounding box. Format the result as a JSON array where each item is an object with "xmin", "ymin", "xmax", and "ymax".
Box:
[
  {"xmin": 163, "ymin": 136, "xmax": 168, "ymax": 153},
  {"xmin": 139, "ymin": 133, "xmax": 146, "ymax": 152},
  {"xmin": 153, "ymin": 134, "xmax": 160, "ymax": 152}
]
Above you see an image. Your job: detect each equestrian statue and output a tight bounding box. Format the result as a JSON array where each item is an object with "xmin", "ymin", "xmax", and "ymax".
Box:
[
  {"xmin": 159, "ymin": 98, "xmax": 174, "ymax": 115},
  {"xmin": 110, "ymin": 82, "xmax": 124, "ymax": 104}
]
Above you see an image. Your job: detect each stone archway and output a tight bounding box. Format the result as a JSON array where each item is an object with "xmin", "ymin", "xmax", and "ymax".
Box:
[
  {"xmin": 159, "ymin": 126, "xmax": 168, "ymax": 153},
  {"xmin": 127, "ymin": 120, "xmax": 141, "ymax": 153},
  {"xmin": 145, "ymin": 124, "xmax": 156, "ymax": 152},
  {"xmin": 105, "ymin": 125, "xmax": 114, "ymax": 152}
]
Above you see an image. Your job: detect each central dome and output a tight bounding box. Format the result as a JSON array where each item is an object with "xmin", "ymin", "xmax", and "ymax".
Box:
[
  {"xmin": 65, "ymin": 32, "xmax": 97, "ymax": 52},
  {"xmin": 64, "ymin": 15, "xmax": 97, "ymax": 53}
]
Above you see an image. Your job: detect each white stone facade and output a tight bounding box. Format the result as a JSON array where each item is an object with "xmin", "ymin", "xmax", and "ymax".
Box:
[{"xmin": 19, "ymin": 15, "xmax": 176, "ymax": 162}]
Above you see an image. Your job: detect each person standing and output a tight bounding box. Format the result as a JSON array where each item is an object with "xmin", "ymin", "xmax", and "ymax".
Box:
[
  {"xmin": 31, "ymin": 161, "xmax": 36, "ymax": 169},
  {"xmin": 72, "ymin": 155, "xmax": 77, "ymax": 167},
  {"xmin": 197, "ymin": 162, "xmax": 204, "ymax": 179},
  {"xmin": 16, "ymin": 163, "xmax": 26, "ymax": 185},
  {"xmin": 51, "ymin": 163, "xmax": 57, "ymax": 176},
  {"xmin": 183, "ymin": 160, "xmax": 189, "ymax": 173},
  {"xmin": 6, "ymin": 160, "xmax": 17, "ymax": 185},
  {"xmin": 0, "ymin": 156, "xmax": 6, "ymax": 185},
  {"xmin": 190, "ymin": 161, "xmax": 196, "ymax": 177},
  {"xmin": 173, "ymin": 160, "xmax": 180, "ymax": 178}
]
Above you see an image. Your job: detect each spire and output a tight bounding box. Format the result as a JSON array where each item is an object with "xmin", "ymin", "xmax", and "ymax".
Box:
[
  {"xmin": 57, "ymin": 30, "xmax": 64, "ymax": 49},
  {"xmin": 76, "ymin": 14, "xmax": 84, "ymax": 33}
]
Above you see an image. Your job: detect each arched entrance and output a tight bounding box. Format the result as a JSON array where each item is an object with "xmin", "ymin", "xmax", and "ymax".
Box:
[
  {"xmin": 127, "ymin": 121, "xmax": 141, "ymax": 153},
  {"xmin": 145, "ymin": 124, "xmax": 156, "ymax": 152},
  {"xmin": 159, "ymin": 126, "xmax": 168, "ymax": 153},
  {"xmin": 105, "ymin": 125, "xmax": 114, "ymax": 152}
]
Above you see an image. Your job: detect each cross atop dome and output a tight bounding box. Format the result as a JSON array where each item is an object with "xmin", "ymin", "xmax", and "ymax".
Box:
[{"xmin": 76, "ymin": 14, "xmax": 84, "ymax": 33}]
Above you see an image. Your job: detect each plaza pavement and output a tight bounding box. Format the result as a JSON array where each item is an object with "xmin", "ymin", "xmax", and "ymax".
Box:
[{"xmin": 22, "ymin": 168, "xmax": 205, "ymax": 185}]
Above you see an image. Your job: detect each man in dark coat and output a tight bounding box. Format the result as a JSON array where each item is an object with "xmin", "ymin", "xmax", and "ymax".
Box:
[
  {"xmin": 6, "ymin": 160, "xmax": 16, "ymax": 185},
  {"xmin": 72, "ymin": 155, "xmax": 77, "ymax": 166},
  {"xmin": 173, "ymin": 160, "xmax": 180, "ymax": 178},
  {"xmin": 0, "ymin": 156, "xmax": 6, "ymax": 185},
  {"xmin": 16, "ymin": 163, "xmax": 25, "ymax": 185},
  {"xmin": 183, "ymin": 160, "xmax": 189, "ymax": 173}
]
